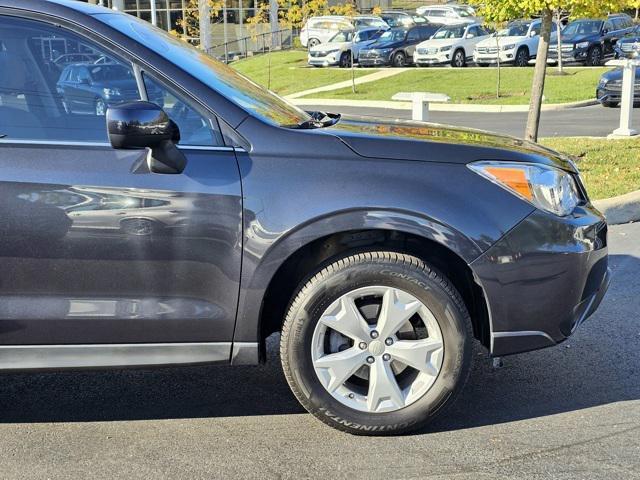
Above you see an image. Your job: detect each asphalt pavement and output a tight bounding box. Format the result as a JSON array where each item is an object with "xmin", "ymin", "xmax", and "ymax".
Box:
[
  {"xmin": 0, "ymin": 222, "xmax": 638, "ymax": 479},
  {"xmin": 303, "ymin": 103, "xmax": 640, "ymax": 138}
]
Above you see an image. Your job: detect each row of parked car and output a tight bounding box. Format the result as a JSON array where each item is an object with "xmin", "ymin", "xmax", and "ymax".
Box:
[{"xmin": 306, "ymin": 11, "xmax": 639, "ymax": 69}]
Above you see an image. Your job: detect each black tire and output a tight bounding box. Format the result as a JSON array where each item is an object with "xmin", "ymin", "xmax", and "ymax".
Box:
[
  {"xmin": 451, "ymin": 48, "xmax": 466, "ymax": 68},
  {"xmin": 586, "ymin": 46, "xmax": 602, "ymax": 66},
  {"xmin": 477, "ymin": 62, "xmax": 489, "ymax": 67},
  {"xmin": 339, "ymin": 51, "xmax": 352, "ymax": 68},
  {"xmin": 280, "ymin": 251, "xmax": 474, "ymax": 436},
  {"xmin": 602, "ymin": 100, "xmax": 619, "ymax": 108},
  {"xmin": 514, "ymin": 47, "xmax": 529, "ymax": 67},
  {"xmin": 392, "ymin": 51, "xmax": 406, "ymax": 67},
  {"xmin": 307, "ymin": 38, "xmax": 320, "ymax": 49}
]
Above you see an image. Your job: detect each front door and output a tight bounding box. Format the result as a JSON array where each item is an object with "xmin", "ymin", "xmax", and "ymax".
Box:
[{"xmin": 0, "ymin": 15, "xmax": 242, "ymax": 350}]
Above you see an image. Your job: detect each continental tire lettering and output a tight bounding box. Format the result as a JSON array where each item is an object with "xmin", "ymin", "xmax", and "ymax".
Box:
[
  {"xmin": 379, "ymin": 269, "xmax": 429, "ymax": 290},
  {"xmin": 318, "ymin": 407, "xmax": 414, "ymax": 432}
]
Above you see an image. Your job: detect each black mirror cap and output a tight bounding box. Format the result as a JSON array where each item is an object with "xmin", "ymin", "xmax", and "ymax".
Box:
[{"xmin": 107, "ymin": 101, "xmax": 180, "ymax": 149}]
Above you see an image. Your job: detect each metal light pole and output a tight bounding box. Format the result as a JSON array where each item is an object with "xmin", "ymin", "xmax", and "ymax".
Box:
[
  {"xmin": 607, "ymin": 58, "xmax": 639, "ymax": 138},
  {"xmin": 150, "ymin": 0, "xmax": 158, "ymax": 26}
]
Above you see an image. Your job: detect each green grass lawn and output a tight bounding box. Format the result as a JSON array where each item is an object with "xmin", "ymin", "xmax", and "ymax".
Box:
[
  {"xmin": 306, "ymin": 67, "xmax": 607, "ymax": 105},
  {"xmin": 230, "ymin": 50, "xmax": 376, "ymax": 96},
  {"xmin": 540, "ymin": 137, "xmax": 640, "ymax": 200}
]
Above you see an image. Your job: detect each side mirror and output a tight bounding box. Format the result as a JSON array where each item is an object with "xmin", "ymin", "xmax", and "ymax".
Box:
[
  {"xmin": 603, "ymin": 29, "xmax": 609, "ymax": 35},
  {"xmin": 466, "ymin": 33, "xmax": 475, "ymax": 39},
  {"xmin": 529, "ymin": 30, "xmax": 537, "ymax": 37},
  {"xmin": 80, "ymin": 77, "xmax": 91, "ymax": 85},
  {"xmin": 107, "ymin": 101, "xmax": 186, "ymax": 174}
]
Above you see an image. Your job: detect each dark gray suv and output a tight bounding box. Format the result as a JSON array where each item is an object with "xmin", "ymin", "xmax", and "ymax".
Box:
[{"xmin": 0, "ymin": 0, "xmax": 610, "ymax": 435}]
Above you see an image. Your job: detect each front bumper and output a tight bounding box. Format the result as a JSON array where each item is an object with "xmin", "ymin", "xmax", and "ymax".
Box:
[
  {"xmin": 358, "ymin": 56, "xmax": 391, "ymax": 67},
  {"xmin": 307, "ymin": 56, "xmax": 340, "ymax": 67},
  {"xmin": 414, "ymin": 52, "xmax": 449, "ymax": 65},
  {"xmin": 471, "ymin": 204, "xmax": 609, "ymax": 356},
  {"xmin": 473, "ymin": 51, "xmax": 517, "ymax": 65},
  {"xmin": 597, "ymin": 86, "xmax": 640, "ymax": 104},
  {"xmin": 547, "ymin": 48, "xmax": 588, "ymax": 64}
]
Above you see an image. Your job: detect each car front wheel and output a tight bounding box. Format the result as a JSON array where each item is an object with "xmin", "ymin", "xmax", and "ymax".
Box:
[
  {"xmin": 392, "ymin": 51, "xmax": 406, "ymax": 67},
  {"xmin": 280, "ymin": 251, "xmax": 473, "ymax": 435},
  {"xmin": 451, "ymin": 49, "xmax": 466, "ymax": 67},
  {"xmin": 587, "ymin": 46, "xmax": 602, "ymax": 66}
]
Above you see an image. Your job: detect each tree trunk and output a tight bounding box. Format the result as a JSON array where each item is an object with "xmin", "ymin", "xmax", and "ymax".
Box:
[
  {"xmin": 495, "ymin": 35, "xmax": 501, "ymax": 98},
  {"xmin": 556, "ymin": 10, "xmax": 563, "ymax": 74},
  {"xmin": 525, "ymin": 8, "xmax": 552, "ymax": 142}
]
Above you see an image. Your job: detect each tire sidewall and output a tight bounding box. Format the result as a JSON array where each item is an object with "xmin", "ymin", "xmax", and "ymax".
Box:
[
  {"xmin": 393, "ymin": 52, "xmax": 405, "ymax": 67},
  {"xmin": 283, "ymin": 257, "xmax": 471, "ymax": 434},
  {"xmin": 516, "ymin": 47, "xmax": 528, "ymax": 67}
]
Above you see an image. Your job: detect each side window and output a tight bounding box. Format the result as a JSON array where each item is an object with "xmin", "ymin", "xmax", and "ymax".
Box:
[
  {"xmin": 604, "ymin": 21, "xmax": 613, "ymax": 33},
  {"xmin": 407, "ymin": 29, "xmax": 420, "ymax": 42},
  {"xmin": 0, "ymin": 15, "xmax": 139, "ymax": 142},
  {"xmin": 142, "ymin": 73, "xmax": 222, "ymax": 147}
]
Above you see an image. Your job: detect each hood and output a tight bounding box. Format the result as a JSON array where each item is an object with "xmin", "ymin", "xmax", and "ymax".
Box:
[
  {"xmin": 619, "ymin": 36, "xmax": 640, "ymax": 45},
  {"xmin": 601, "ymin": 68, "xmax": 625, "ymax": 82},
  {"xmin": 365, "ymin": 39, "xmax": 405, "ymax": 49},
  {"xmin": 476, "ymin": 36, "xmax": 524, "ymax": 47},
  {"xmin": 417, "ymin": 38, "xmax": 459, "ymax": 48},
  {"xmin": 322, "ymin": 116, "xmax": 576, "ymax": 172},
  {"xmin": 560, "ymin": 33, "xmax": 596, "ymax": 44},
  {"xmin": 310, "ymin": 42, "xmax": 349, "ymax": 53}
]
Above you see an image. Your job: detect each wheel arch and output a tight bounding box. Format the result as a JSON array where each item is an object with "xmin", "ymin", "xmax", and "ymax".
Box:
[{"xmin": 237, "ymin": 209, "xmax": 491, "ymax": 361}]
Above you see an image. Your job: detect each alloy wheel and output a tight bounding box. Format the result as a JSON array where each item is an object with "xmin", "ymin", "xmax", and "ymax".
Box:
[
  {"xmin": 452, "ymin": 50, "xmax": 465, "ymax": 67},
  {"xmin": 311, "ymin": 285, "xmax": 444, "ymax": 413}
]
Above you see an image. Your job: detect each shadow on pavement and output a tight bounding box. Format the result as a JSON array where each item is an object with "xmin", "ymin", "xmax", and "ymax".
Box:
[{"xmin": 0, "ymin": 254, "xmax": 638, "ymax": 431}]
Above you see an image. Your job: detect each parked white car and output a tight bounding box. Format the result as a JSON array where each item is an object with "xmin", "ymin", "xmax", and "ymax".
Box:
[
  {"xmin": 307, "ymin": 27, "xmax": 387, "ymax": 67},
  {"xmin": 415, "ymin": 5, "xmax": 476, "ymax": 25},
  {"xmin": 414, "ymin": 22, "xmax": 491, "ymax": 67},
  {"xmin": 473, "ymin": 19, "xmax": 557, "ymax": 67},
  {"xmin": 300, "ymin": 15, "xmax": 388, "ymax": 48}
]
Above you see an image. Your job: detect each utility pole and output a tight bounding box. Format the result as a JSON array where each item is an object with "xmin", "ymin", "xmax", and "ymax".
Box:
[{"xmin": 270, "ymin": 0, "xmax": 279, "ymax": 49}]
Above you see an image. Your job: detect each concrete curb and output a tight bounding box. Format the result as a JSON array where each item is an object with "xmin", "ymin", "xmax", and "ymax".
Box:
[
  {"xmin": 290, "ymin": 98, "xmax": 599, "ymax": 113},
  {"xmin": 593, "ymin": 190, "xmax": 640, "ymax": 225}
]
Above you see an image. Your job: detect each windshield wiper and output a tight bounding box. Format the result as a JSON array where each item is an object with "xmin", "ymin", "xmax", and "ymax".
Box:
[
  {"xmin": 0, "ymin": 134, "xmax": 6, "ymax": 139},
  {"xmin": 294, "ymin": 111, "xmax": 341, "ymax": 129}
]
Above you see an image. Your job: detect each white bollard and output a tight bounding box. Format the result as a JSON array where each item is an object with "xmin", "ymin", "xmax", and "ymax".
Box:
[{"xmin": 606, "ymin": 58, "xmax": 640, "ymax": 138}]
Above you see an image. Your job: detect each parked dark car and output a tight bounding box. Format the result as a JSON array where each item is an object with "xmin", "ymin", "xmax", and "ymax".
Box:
[
  {"xmin": 0, "ymin": 0, "xmax": 610, "ymax": 436},
  {"xmin": 614, "ymin": 24, "xmax": 640, "ymax": 58},
  {"xmin": 596, "ymin": 68, "xmax": 640, "ymax": 107},
  {"xmin": 57, "ymin": 62, "xmax": 163, "ymax": 115},
  {"xmin": 548, "ymin": 14, "xmax": 635, "ymax": 66},
  {"xmin": 359, "ymin": 25, "xmax": 440, "ymax": 67}
]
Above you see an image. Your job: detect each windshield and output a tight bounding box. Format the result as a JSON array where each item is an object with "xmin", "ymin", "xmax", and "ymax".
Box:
[
  {"xmin": 379, "ymin": 29, "xmax": 407, "ymax": 42},
  {"xmin": 498, "ymin": 22, "xmax": 531, "ymax": 37},
  {"xmin": 97, "ymin": 13, "xmax": 311, "ymax": 128},
  {"xmin": 382, "ymin": 15, "xmax": 412, "ymax": 27},
  {"xmin": 356, "ymin": 17, "xmax": 388, "ymax": 28},
  {"xmin": 452, "ymin": 7, "xmax": 471, "ymax": 17},
  {"xmin": 330, "ymin": 30, "xmax": 353, "ymax": 43},
  {"xmin": 563, "ymin": 20, "xmax": 603, "ymax": 37},
  {"xmin": 433, "ymin": 25, "xmax": 466, "ymax": 39},
  {"xmin": 89, "ymin": 64, "xmax": 133, "ymax": 81}
]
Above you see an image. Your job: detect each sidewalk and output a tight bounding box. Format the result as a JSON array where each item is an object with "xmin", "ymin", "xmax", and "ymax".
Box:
[
  {"xmin": 285, "ymin": 69, "xmax": 408, "ymax": 100},
  {"xmin": 290, "ymin": 97, "xmax": 598, "ymax": 113}
]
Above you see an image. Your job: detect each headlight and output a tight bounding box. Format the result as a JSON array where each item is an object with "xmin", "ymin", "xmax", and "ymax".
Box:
[
  {"xmin": 440, "ymin": 45, "xmax": 452, "ymax": 52},
  {"xmin": 469, "ymin": 161, "xmax": 580, "ymax": 216},
  {"xmin": 501, "ymin": 44, "xmax": 515, "ymax": 51},
  {"xmin": 575, "ymin": 41, "xmax": 589, "ymax": 49},
  {"xmin": 102, "ymin": 87, "xmax": 121, "ymax": 97},
  {"xmin": 599, "ymin": 77, "xmax": 609, "ymax": 87}
]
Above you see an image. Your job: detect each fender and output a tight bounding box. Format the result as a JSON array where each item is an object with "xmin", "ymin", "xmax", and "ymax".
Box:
[{"xmin": 232, "ymin": 207, "xmax": 484, "ymax": 348}]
